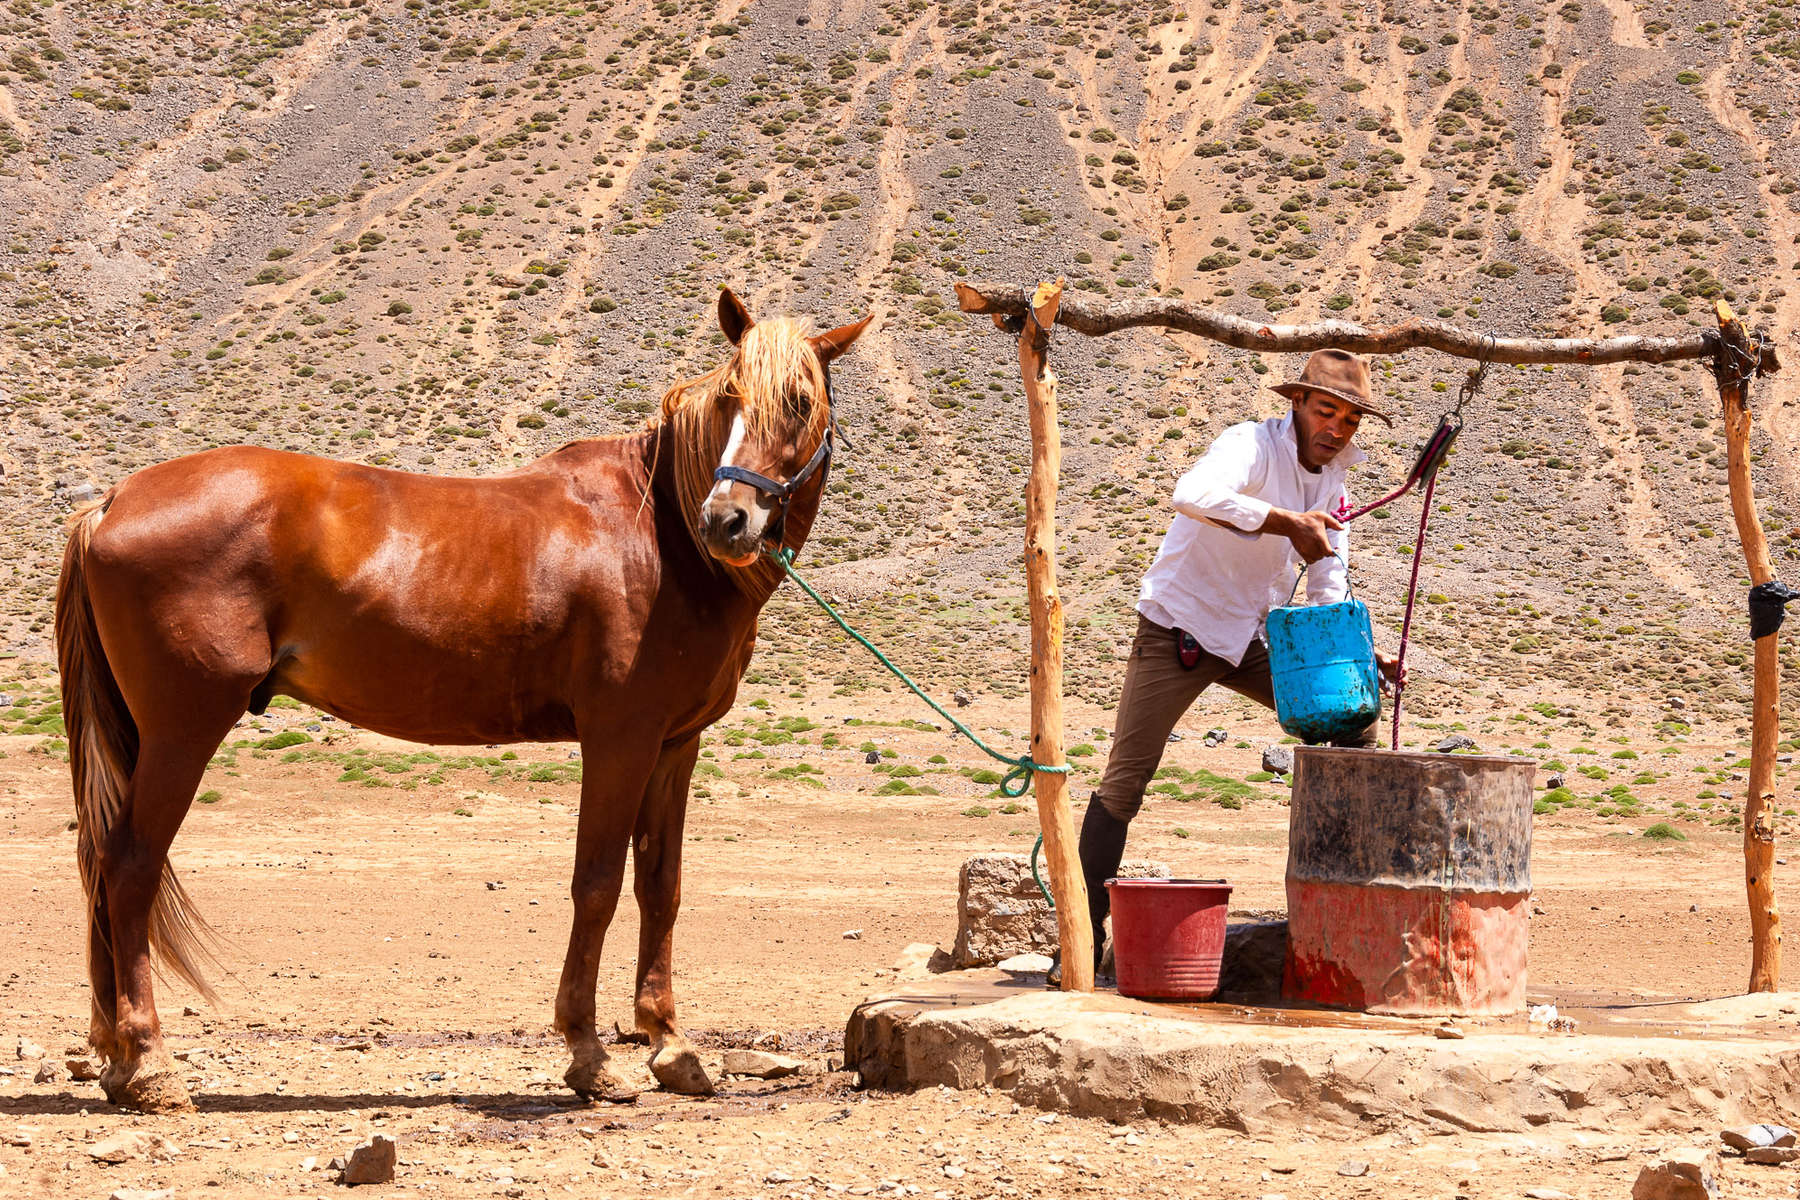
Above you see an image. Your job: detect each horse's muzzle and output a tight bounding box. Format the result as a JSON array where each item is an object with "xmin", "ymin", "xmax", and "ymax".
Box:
[{"xmin": 699, "ymin": 495, "xmax": 764, "ymax": 565}]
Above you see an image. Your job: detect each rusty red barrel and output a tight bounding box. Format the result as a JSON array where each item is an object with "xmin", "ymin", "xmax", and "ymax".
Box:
[{"xmin": 1282, "ymin": 746, "xmax": 1534, "ymax": 1015}]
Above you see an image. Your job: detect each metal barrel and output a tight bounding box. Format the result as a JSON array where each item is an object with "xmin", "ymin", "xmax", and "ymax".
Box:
[{"xmin": 1283, "ymin": 746, "xmax": 1535, "ymax": 1015}]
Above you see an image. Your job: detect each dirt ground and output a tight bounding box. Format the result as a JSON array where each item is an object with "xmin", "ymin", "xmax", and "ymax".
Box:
[{"xmin": 0, "ymin": 684, "xmax": 1791, "ymax": 1199}]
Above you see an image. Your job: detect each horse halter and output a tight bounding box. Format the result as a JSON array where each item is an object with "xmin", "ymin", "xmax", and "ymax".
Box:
[{"xmin": 710, "ymin": 372, "xmax": 841, "ymax": 545}]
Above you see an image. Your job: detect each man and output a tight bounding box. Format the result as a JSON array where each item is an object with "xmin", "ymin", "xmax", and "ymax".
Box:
[{"xmin": 1077, "ymin": 348, "xmax": 1403, "ymax": 977}]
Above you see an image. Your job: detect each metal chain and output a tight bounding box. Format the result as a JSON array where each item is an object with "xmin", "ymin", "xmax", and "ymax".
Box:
[{"xmin": 1453, "ymin": 333, "xmax": 1497, "ymax": 420}]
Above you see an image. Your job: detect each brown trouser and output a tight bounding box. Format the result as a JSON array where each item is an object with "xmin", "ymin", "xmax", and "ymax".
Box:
[{"xmin": 1093, "ymin": 614, "xmax": 1377, "ymax": 822}]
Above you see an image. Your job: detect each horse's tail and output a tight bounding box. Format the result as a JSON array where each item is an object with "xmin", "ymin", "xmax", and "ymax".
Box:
[{"xmin": 56, "ymin": 498, "xmax": 221, "ymax": 1006}]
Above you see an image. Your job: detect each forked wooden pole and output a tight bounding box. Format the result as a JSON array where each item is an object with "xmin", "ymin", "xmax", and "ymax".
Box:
[
  {"xmin": 1714, "ymin": 299, "xmax": 1785, "ymax": 992},
  {"xmin": 967, "ymin": 277, "xmax": 1093, "ymax": 992}
]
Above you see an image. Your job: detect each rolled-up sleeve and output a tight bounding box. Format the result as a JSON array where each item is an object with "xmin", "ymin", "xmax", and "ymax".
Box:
[{"xmin": 1171, "ymin": 422, "xmax": 1271, "ymax": 532}]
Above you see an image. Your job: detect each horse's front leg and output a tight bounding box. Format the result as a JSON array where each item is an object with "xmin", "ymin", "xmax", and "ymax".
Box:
[
  {"xmin": 554, "ymin": 735, "xmax": 659, "ymax": 1102},
  {"xmin": 632, "ymin": 734, "xmax": 713, "ymax": 1095}
]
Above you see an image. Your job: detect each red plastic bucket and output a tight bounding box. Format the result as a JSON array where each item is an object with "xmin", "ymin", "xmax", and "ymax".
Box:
[{"xmin": 1106, "ymin": 879, "xmax": 1232, "ymax": 1001}]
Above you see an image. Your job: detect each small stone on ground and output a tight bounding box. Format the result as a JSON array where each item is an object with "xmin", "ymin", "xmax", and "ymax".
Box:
[
  {"xmin": 88, "ymin": 1131, "xmax": 182, "ymax": 1164},
  {"xmin": 721, "ymin": 1049, "xmax": 812, "ymax": 1079},
  {"xmin": 1631, "ymin": 1148, "xmax": 1718, "ymax": 1200},
  {"xmin": 338, "ymin": 1133, "xmax": 397, "ymax": 1185}
]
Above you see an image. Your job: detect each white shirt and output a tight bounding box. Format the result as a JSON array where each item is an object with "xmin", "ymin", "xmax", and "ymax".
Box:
[{"xmin": 1137, "ymin": 413, "xmax": 1366, "ymax": 666}]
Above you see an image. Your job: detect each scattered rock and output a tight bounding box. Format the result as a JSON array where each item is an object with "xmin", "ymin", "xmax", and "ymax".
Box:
[
  {"xmin": 892, "ymin": 943, "xmax": 952, "ymax": 978},
  {"xmin": 1337, "ymin": 1160, "xmax": 1369, "ymax": 1177},
  {"xmin": 952, "ymin": 854, "xmax": 1167, "ymax": 967},
  {"xmin": 997, "ymin": 952, "xmax": 1054, "ymax": 974},
  {"xmin": 1545, "ymin": 772, "xmax": 1565, "ymax": 790},
  {"xmin": 1630, "ymin": 1149, "xmax": 1718, "ymax": 1200},
  {"xmin": 1435, "ymin": 1022, "xmax": 1465, "ymax": 1040},
  {"xmin": 864, "ymin": 750, "xmax": 880, "ymax": 764},
  {"xmin": 610, "ymin": 1019, "xmax": 649, "ymax": 1045},
  {"xmin": 1203, "ymin": 728, "xmax": 1228, "ymax": 747},
  {"xmin": 1434, "ymin": 734, "xmax": 1477, "ymax": 753},
  {"xmin": 1216, "ymin": 920, "xmax": 1286, "ymax": 1004},
  {"xmin": 15, "ymin": 1037, "xmax": 43, "ymax": 1061},
  {"xmin": 841, "ymin": 929, "xmax": 862, "ymax": 940},
  {"xmin": 88, "ymin": 1131, "xmax": 182, "ymax": 1164},
  {"xmin": 484, "ymin": 880, "xmax": 505, "ymax": 891},
  {"xmin": 65, "ymin": 1056, "xmax": 100, "ymax": 1081},
  {"xmin": 953, "ymin": 690, "xmax": 972, "ymax": 707},
  {"xmin": 750, "ymin": 1031, "xmax": 784, "ymax": 1051},
  {"xmin": 1744, "ymin": 1146, "xmax": 1800, "ymax": 1165},
  {"xmin": 32, "ymin": 1061, "xmax": 59, "ymax": 1084},
  {"xmin": 338, "ymin": 1134, "xmax": 397, "ymax": 1185},
  {"xmin": 109, "ymin": 1189, "xmax": 174, "ymax": 1200},
  {"xmin": 1525, "ymin": 1189, "xmax": 1574, "ymax": 1200},
  {"xmin": 722, "ymin": 1049, "xmax": 810, "ymax": 1079},
  {"xmin": 1722, "ymin": 1124, "xmax": 1795, "ymax": 1151},
  {"xmin": 1260, "ymin": 745, "xmax": 1294, "ymax": 775}
]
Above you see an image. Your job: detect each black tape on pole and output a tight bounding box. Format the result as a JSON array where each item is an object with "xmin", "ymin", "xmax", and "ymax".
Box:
[{"xmin": 1749, "ymin": 580, "xmax": 1800, "ymax": 640}]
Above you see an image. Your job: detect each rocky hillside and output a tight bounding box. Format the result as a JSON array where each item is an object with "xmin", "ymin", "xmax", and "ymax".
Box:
[{"xmin": 3, "ymin": 0, "xmax": 1800, "ymax": 746}]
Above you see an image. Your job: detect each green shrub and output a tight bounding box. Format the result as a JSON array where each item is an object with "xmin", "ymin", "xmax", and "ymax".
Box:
[
  {"xmin": 1643, "ymin": 822, "xmax": 1686, "ymax": 841},
  {"xmin": 258, "ymin": 731, "xmax": 311, "ymax": 750}
]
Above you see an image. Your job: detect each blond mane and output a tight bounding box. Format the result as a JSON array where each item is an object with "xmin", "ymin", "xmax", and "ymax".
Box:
[{"xmin": 651, "ymin": 317, "xmax": 831, "ymax": 584}]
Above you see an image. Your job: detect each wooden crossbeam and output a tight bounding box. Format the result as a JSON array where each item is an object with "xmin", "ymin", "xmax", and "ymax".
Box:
[{"xmin": 954, "ymin": 282, "xmax": 1779, "ymax": 369}]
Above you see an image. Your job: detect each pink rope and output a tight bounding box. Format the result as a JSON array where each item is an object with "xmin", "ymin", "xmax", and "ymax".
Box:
[{"xmin": 1388, "ymin": 471, "xmax": 1437, "ymax": 750}]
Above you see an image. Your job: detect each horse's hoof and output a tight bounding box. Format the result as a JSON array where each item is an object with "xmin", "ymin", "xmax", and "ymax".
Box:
[
  {"xmin": 101, "ymin": 1051, "xmax": 194, "ymax": 1113},
  {"xmin": 564, "ymin": 1053, "xmax": 639, "ymax": 1104},
  {"xmin": 649, "ymin": 1042, "xmax": 715, "ymax": 1096}
]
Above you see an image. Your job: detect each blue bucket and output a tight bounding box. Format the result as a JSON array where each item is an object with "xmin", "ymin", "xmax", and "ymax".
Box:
[{"xmin": 1264, "ymin": 560, "xmax": 1381, "ymax": 745}]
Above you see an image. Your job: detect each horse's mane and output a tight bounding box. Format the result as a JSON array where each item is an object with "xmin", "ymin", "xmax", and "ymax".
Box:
[{"xmin": 649, "ymin": 316, "xmax": 830, "ymax": 586}]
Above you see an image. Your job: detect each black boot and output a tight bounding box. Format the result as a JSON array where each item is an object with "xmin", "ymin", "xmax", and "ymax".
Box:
[{"xmin": 1079, "ymin": 797, "xmax": 1131, "ymax": 976}]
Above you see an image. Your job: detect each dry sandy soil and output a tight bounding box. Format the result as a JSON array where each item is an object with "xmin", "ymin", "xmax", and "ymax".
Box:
[{"xmin": 0, "ymin": 680, "xmax": 1790, "ymax": 1199}]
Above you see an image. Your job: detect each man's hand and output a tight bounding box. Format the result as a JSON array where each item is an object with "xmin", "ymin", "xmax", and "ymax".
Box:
[
  {"xmin": 1376, "ymin": 651, "xmax": 1407, "ymax": 692},
  {"xmin": 1261, "ymin": 507, "xmax": 1343, "ymax": 564}
]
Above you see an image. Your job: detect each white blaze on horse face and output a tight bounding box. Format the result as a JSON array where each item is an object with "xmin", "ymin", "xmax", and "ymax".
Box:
[{"xmin": 707, "ymin": 411, "xmax": 748, "ymax": 503}]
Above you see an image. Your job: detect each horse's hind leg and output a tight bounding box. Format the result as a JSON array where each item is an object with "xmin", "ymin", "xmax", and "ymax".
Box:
[
  {"xmin": 87, "ymin": 894, "xmax": 120, "ymax": 1063},
  {"xmin": 99, "ymin": 728, "xmax": 235, "ymax": 1111},
  {"xmin": 632, "ymin": 735, "xmax": 712, "ymax": 1096}
]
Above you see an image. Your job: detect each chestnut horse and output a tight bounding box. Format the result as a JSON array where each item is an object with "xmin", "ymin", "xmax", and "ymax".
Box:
[{"xmin": 54, "ymin": 289, "xmax": 869, "ymax": 1111}]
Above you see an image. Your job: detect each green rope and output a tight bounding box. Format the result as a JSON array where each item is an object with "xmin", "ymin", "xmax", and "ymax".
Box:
[
  {"xmin": 768, "ymin": 546, "xmax": 1070, "ymax": 799},
  {"xmin": 1029, "ymin": 834, "xmax": 1054, "ymax": 909}
]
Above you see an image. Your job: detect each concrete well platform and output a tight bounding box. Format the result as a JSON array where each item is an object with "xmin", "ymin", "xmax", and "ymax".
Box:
[{"xmin": 845, "ymin": 972, "xmax": 1800, "ymax": 1134}]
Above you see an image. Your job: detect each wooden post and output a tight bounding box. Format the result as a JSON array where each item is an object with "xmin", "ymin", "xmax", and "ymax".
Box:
[
  {"xmin": 1006, "ymin": 278, "xmax": 1092, "ymax": 992},
  {"xmin": 1714, "ymin": 299, "xmax": 1784, "ymax": 993}
]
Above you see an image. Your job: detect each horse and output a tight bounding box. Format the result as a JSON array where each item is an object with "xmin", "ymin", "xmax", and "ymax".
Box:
[{"xmin": 53, "ymin": 287, "xmax": 870, "ymax": 1111}]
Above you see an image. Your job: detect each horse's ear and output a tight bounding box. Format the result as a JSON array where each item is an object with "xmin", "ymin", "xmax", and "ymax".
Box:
[
  {"xmin": 810, "ymin": 314, "xmax": 873, "ymax": 366},
  {"xmin": 718, "ymin": 287, "xmax": 754, "ymax": 345}
]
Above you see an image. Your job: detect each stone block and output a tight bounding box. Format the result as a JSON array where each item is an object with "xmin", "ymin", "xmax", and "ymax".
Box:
[{"xmin": 951, "ymin": 853, "xmax": 1167, "ymax": 968}]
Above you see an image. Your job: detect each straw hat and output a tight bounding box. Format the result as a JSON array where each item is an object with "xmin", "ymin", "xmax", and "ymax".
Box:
[{"xmin": 1270, "ymin": 348, "xmax": 1392, "ymax": 427}]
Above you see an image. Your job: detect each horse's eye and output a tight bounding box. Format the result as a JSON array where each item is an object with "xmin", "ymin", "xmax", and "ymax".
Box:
[{"xmin": 783, "ymin": 391, "xmax": 809, "ymax": 421}]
